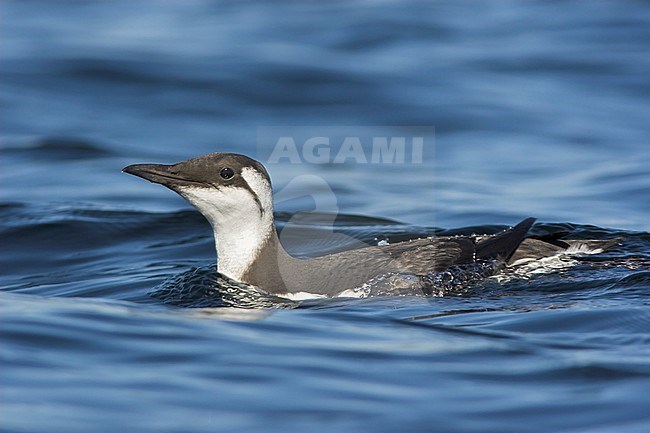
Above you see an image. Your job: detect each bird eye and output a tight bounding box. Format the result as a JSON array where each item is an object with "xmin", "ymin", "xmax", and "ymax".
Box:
[{"xmin": 220, "ymin": 167, "xmax": 235, "ymax": 180}]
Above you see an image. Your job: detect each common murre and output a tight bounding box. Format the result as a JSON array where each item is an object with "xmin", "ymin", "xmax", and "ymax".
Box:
[{"xmin": 123, "ymin": 152, "xmax": 616, "ymax": 298}]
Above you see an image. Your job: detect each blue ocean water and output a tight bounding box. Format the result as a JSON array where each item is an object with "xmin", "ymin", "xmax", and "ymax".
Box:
[{"xmin": 1, "ymin": 1, "xmax": 649, "ymax": 432}]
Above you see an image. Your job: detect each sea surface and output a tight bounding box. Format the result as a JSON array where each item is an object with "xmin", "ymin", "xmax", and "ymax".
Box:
[{"xmin": 1, "ymin": 1, "xmax": 649, "ymax": 432}]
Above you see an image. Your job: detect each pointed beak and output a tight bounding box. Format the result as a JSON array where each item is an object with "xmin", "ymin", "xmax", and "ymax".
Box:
[
  {"xmin": 123, "ymin": 163, "xmax": 173, "ymax": 184},
  {"xmin": 122, "ymin": 163, "xmax": 202, "ymax": 188}
]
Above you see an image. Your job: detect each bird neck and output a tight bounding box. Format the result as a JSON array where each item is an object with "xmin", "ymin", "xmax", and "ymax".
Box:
[{"xmin": 213, "ymin": 208, "xmax": 281, "ymax": 283}]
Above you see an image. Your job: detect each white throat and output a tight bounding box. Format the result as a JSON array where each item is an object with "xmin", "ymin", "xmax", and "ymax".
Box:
[{"xmin": 177, "ymin": 167, "xmax": 275, "ymax": 281}]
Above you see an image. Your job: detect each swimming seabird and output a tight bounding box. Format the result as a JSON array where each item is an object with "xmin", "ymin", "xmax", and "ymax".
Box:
[{"xmin": 123, "ymin": 152, "xmax": 614, "ymax": 298}]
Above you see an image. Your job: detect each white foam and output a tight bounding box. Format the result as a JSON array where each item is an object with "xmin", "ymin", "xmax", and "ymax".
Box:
[
  {"xmin": 498, "ymin": 242, "xmax": 605, "ymax": 282},
  {"xmin": 565, "ymin": 242, "xmax": 604, "ymax": 255}
]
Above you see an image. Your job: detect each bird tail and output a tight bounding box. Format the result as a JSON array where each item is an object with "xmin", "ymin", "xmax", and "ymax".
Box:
[{"xmin": 475, "ymin": 217, "xmax": 536, "ymax": 262}]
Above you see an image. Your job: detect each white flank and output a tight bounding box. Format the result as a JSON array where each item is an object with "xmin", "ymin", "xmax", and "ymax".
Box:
[
  {"xmin": 337, "ymin": 288, "xmax": 368, "ymax": 298},
  {"xmin": 278, "ymin": 291, "xmax": 327, "ymax": 301},
  {"xmin": 279, "ymin": 287, "xmax": 369, "ymax": 301}
]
